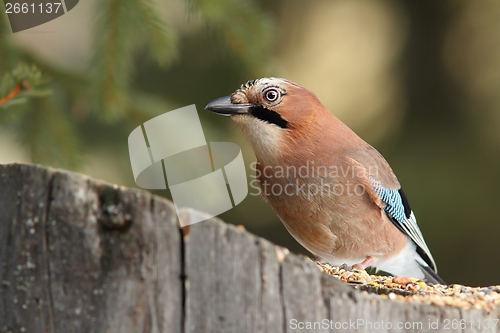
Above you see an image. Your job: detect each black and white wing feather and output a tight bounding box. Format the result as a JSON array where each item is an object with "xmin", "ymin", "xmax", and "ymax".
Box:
[{"xmin": 370, "ymin": 177, "xmax": 437, "ymax": 273}]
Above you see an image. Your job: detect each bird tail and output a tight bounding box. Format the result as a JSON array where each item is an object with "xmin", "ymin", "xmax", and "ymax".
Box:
[{"xmin": 420, "ymin": 264, "xmax": 446, "ymax": 285}]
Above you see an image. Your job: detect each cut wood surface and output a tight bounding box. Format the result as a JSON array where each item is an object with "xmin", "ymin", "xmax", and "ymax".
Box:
[{"xmin": 0, "ymin": 163, "xmax": 498, "ymax": 332}]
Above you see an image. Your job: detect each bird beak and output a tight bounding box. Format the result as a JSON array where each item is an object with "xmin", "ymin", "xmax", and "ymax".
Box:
[{"xmin": 204, "ymin": 95, "xmax": 255, "ymax": 116}]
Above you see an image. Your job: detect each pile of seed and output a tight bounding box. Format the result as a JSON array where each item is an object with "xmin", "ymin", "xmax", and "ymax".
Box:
[{"xmin": 316, "ymin": 263, "xmax": 500, "ymax": 311}]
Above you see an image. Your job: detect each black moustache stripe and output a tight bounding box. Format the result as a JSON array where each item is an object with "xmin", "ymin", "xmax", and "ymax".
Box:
[{"xmin": 250, "ymin": 106, "xmax": 288, "ymax": 129}]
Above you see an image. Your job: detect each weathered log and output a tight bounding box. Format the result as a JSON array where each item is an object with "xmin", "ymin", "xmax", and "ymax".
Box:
[{"xmin": 0, "ymin": 163, "xmax": 497, "ymax": 333}]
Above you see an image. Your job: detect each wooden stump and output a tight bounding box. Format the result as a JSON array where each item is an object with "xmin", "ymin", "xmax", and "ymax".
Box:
[{"xmin": 0, "ymin": 163, "xmax": 497, "ymax": 332}]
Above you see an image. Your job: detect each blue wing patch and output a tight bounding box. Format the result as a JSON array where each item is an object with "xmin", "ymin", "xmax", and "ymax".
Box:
[{"xmin": 370, "ymin": 177, "xmax": 408, "ymax": 223}]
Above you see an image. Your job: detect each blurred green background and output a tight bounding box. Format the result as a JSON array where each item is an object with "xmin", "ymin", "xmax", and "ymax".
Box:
[{"xmin": 1, "ymin": 0, "xmax": 499, "ymax": 286}]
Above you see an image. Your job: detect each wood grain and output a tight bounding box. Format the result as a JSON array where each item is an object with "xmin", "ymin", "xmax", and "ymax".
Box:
[{"xmin": 0, "ymin": 163, "xmax": 497, "ymax": 332}]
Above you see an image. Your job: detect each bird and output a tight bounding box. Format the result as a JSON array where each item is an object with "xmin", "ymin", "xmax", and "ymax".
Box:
[{"xmin": 205, "ymin": 77, "xmax": 445, "ymax": 284}]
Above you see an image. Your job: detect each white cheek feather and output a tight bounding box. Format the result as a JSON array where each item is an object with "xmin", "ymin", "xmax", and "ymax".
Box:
[{"xmin": 231, "ymin": 115, "xmax": 284, "ymax": 164}]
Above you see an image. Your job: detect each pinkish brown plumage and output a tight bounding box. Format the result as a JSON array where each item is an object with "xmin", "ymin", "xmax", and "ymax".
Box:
[{"xmin": 205, "ymin": 77, "xmax": 444, "ymax": 284}]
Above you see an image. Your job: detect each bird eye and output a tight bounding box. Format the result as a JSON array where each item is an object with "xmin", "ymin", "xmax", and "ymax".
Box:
[{"xmin": 264, "ymin": 89, "xmax": 280, "ymax": 103}]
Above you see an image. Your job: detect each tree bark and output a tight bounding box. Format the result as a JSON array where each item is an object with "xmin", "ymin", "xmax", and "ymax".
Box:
[{"xmin": 0, "ymin": 163, "xmax": 496, "ymax": 332}]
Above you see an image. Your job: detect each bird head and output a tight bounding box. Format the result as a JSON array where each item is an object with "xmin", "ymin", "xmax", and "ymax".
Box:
[{"xmin": 205, "ymin": 77, "xmax": 331, "ymax": 163}]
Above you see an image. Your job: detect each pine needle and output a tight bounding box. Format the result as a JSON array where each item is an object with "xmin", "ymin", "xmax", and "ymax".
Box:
[
  {"xmin": 0, "ymin": 63, "xmax": 51, "ymax": 111},
  {"xmin": 92, "ymin": 0, "xmax": 177, "ymax": 121},
  {"xmin": 0, "ymin": 8, "xmax": 18, "ymax": 73},
  {"xmin": 189, "ymin": 0, "xmax": 274, "ymax": 76},
  {"xmin": 133, "ymin": 0, "xmax": 177, "ymax": 66}
]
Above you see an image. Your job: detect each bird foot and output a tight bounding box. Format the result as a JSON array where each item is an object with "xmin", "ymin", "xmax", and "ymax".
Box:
[
  {"xmin": 338, "ymin": 263, "xmax": 366, "ymax": 272},
  {"xmin": 339, "ymin": 257, "xmax": 374, "ymax": 272}
]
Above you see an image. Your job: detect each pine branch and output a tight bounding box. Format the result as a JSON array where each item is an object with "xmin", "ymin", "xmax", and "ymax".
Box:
[
  {"xmin": 0, "ymin": 82, "xmax": 25, "ymax": 106},
  {"xmin": 188, "ymin": 0, "xmax": 274, "ymax": 76},
  {"xmin": 0, "ymin": 6, "xmax": 18, "ymax": 74},
  {"xmin": 134, "ymin": 0, "xmax": 177, "ymax": 66},
  {"xmin": 92, "ymin": 0, "xmax": 134, "ymax": 120},
  {"xmin": 0, "ymin": 63, "xmax": 51, "ymax": 111},
  {"xmin": 19, "ymin": 49, "xmax": 89, "ymax": 99},
  {"xmin": 92, "ymin": 0, "xmax": 177, "ymax": 121}
]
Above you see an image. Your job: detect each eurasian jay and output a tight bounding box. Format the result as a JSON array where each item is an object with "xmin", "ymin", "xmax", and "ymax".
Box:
[{"xmin": 205, "ymin": 77, "xmax": 445, "ymax": 284}]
